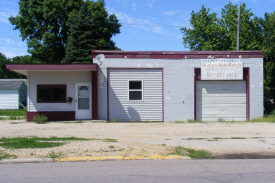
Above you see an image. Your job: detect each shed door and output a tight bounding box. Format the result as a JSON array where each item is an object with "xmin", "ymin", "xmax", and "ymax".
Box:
[
  {"xmin": 108, "ymin": 69, "xmax": 163, "ymax": 121},
  {"xmin": 196, "ymin": 81, "xmax": 246, "ymax": 121}
]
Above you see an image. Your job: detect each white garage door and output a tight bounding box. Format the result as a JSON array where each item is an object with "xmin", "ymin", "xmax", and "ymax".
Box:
[
  {"xmin": 108, "ymin": 69, "xmax": 163, "ymax": 121},
  {"xmin": 196, "ymin": 81, "xmax": 246, "ymax": 121}
]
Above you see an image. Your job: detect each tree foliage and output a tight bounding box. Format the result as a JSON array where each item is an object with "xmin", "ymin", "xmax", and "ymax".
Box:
[
  {"xmin": 181, "ymin": 3, "xmax": 275, "ymax": 99},
  {"xmin": 260, "ymin": 12, "xmax": 275, "ymax": 98},
  {"xmin": 62, "ymin": 1, "xmax": 120, "ymax": 63},
  {"xmin": 181, "ymin": 6, "xmax": 226, "ymax": 51},
  {"xmin": 0, "ymin": 53, "xmax": 28, "ymax": 79},
  {"xmin": 9, "ymin": 0, "xmax": 120, "ymax": 63},
  {"xmin": 181, "ymin": 3, "xmax": 257, "ymax": 51}
]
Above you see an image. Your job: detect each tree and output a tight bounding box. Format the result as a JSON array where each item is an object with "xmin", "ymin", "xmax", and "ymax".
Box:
[
  {"xmin": 180, "ymin": 5, "xmax": 226, "ymax": 51},
  {"xmin": 62, "ymin": 1, "xmax": 121, "ymax": 63},
  {"xmin": 181, "ymin": 3, "xmax": 258, "ymax": 51},
  {"xmin": 260, "ymin": 12, "xmax": 275, "ymax": 99},
  {"xmin": 181, "ymin": 3, "xmax": 275, "ymax": 100},
  {"xmin": 220, "ymin": 3, "xmax": 260, "ymax": 50},
  {"xmin": 12, "ymin": 55, "xmax": 33, "ymax": 64},
  {"xmin": 0, "ymin": 53, "xmax": 26, "ymax": 79},
  {"xmin": 9, "ymin": 0, "xmax": 120, "ymax": 63}
]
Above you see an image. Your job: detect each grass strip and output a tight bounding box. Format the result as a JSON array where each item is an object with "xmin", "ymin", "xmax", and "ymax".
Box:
[
  {"xmin": 169, "ymin": 146, "xmax": 212, "ymax": 159},
  {"xmin": 246, "ymin": 116, "xmax": 275, "ymax": 123},
  {"xmin": 212, "ymin": 137, "xmax": 246, "ymax": 140},
  {"xmin": 0, "ymin": 137, "xmax": 117, "ymax": 149},
  {"xmin": 0, "ymin": 151, "xmax": 17, "ymax": 160},
  {"xmin": 0, "ymin": 136, "xmax": 91, "ymax": 149},
  {"xmin": 0, "ymin": 109, "xmax": 26, "ymax": 117}
]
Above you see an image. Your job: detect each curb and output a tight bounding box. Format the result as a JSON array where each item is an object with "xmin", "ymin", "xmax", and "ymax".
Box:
[
  {"xmin": 55, "ymin": 155, "xmax": 191, "ymax": 162},
  {"xmin": 0, "ymin": 158, "xmax": 53, "ymax": 164},
  {"xmin": 0, "ymin": 155, "xmax": 190, "ymax": 164}
]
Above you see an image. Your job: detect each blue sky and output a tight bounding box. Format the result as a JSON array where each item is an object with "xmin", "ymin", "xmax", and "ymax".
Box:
[{"xmin": 0, "ymin": 0, "xmax": 275, "ymax": 58}]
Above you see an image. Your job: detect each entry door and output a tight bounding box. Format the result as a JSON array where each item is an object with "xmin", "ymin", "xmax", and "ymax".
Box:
[{"xmin": 75, "ymin": 83, "xmax": 92, "ymax": 119}]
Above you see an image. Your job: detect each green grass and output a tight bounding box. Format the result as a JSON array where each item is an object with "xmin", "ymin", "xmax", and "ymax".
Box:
[
  {"xmin": 217, "ymin": 118, "xmax": 226, "ymax": 122},
  {"xmin": 246, "ymin": 116, "xmax": 275, "ymax": 123},
  {"xmin": 0, "ymin": 151, "xmax": 17, "ymax": 160},
  {"xmin": 0, "ymin": 109, "xmax": 26, "ymax": 116},
  {"xmin": 187, "ymin": 119, "xmax": 200, "ymax": 123},
  {"xmin": 33, "ymin": 114, "xmax": 48, "ymax": 124},
  {"xmin": 0, "ymin": 136, "xmax": 91, "ymax": 149},
  {"xmin": 212, "ymin": 137, "xmax": 246, "ymax": 140},
  {"xmin": 169, "ymin": 146, "xmax": 212, "ymax": 159},
  {"xmin": 112, "ymin": 117, "xmax": 117, "ymax": 122},
  {"xmin": 108, "ymin": 145, "xmax": 115, "ymax": 149},
  {"xmin": 174, "ymin": 119, "xmax": 205, "ymax": 123},
  {"xmin": 47, "ymin": 151, "xmax": 65, "ymax": 159},
  {"xmin": 186, "ymin": 138, "xmax": 207, "ymax": 140},
  {"xmin": 101, "ymin": 138, "xmax": 118, "ymax": 142}
]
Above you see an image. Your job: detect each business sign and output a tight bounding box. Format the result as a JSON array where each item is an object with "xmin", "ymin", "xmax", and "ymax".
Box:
[{"xmin": 201, "ymin": 59, "xmax": 243, "ymax": 80}]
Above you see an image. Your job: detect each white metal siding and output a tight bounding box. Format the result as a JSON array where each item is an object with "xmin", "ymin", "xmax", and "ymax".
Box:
[
  {"xmin": 0, "ymin": 90, "xmax": 19, "ymax": 109},
  {"xmin": 109, "ymin": 69, "xmax": 163, "ymax": 121},
  {"xmin": 196, "ymin": 81, "xmax": 246, "ymax": 121},
  {"xmin": 29, "ymin": 71, "xmax": 91, "ymax": 112}
]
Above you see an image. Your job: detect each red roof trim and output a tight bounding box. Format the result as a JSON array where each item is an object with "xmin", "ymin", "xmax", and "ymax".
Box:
[
  {"xmin": 92, "ymin": 50, "xmax": 263, "ymax": 59},
  {"xmin": 6, "ymin": 64, "xmax": 98, "ymax": 71}
]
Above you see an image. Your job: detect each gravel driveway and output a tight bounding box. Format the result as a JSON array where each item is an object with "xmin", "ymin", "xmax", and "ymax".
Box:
[{"xmin": 1, "ymin": 120, "xmax": 275, "ymax": 159}]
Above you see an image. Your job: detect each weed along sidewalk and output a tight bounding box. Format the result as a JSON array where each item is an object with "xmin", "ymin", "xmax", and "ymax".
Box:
[{"xmin": 1, "ymin": 121, "xmax": 275, "ymax": 161}]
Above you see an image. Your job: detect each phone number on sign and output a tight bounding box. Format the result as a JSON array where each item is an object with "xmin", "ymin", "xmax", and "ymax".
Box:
[{"xmin": 207, "ymin": 72, "xmax": 237, "ymax": 77}]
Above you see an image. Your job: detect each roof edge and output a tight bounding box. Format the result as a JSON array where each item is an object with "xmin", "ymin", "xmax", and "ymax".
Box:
[
  {"xmin": 92, "ymin": 50, "xmax": 263, "ymax": 59},
  {"xmin": 6, "ymin": 64, "xmax": 98, "ymax": 71}
]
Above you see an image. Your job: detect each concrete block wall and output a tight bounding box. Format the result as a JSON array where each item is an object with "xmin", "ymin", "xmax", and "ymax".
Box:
[
  {"xmin": 94, "ymin": 57, "xmax": 263, "ymax": 122},
  {"xmin": 244, "ymin": 58, "xmax": 264, "ymax": 119}
]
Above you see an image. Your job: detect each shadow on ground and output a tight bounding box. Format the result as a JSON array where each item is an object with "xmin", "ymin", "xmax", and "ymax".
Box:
[{"xmin": 213, "ymin": 152, "xmax": 275, "ymax": 159}]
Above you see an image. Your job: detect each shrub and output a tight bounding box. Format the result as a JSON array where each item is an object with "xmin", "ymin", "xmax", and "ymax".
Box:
[
  {"xmin": 33, "ymin": 114, "xmax": 48, "ymax": 124},
  {"xmin": 112, "ymin": 117, "xmax": 117, "ymax": 122}
]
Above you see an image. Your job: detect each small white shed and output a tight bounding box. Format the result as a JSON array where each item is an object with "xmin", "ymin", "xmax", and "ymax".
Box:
[{"xmin": 0, "ymin": 79, "xmax": 27, "ymax": 109}]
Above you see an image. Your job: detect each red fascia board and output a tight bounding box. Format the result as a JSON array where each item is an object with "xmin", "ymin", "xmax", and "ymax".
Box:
[
  {"xmin": 6, "ymin": 64, "xmax": 98, "ymax": 71},
  {"xmin": 92, "ymin": 50, "xmax": 263, "ymax": 59}
]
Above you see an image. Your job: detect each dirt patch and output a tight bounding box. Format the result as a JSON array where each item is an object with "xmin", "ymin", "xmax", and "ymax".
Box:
[{"xmin": 0, "ymin": 121, "xmax": 275, "ymax": 159}]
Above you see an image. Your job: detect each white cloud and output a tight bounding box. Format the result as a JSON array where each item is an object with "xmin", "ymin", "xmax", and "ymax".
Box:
[
  {"xmin": 108, "ymin": 7, "xmax": 185, "ymax": 40},
  {"xmin": 230, "ymin": 0, "xmax": 240, "ymax": 3},
  {"xmin": 0, "ymin": 38, "xmax": 16, "ymax": 44},
  {"xmin": 108, "ymin": 8, "xmax": 166, "ymax": 34},
  {"xmin": 153, "ymin": 26, "xmax": 163, "ymax": 34},
  {"xmin": 2, "ymin": 1, "xmax": 17, "ymax": 6},
  {"xmin": 148, "ymin": 0, "xmax": 155, "ymax": 7},
  {"xmin": 0, "ymin": 12, "xmax": 10, "ymax": 23},
  {"xmin": 6, "ymin": 39, "xmax": 15, "ymax": 44},
  {"xmin": 214, "ymin": 7, "xmax": 222, "ymax": 11},
  {"xmin": 162, "ymin": 10, "xmax": 179, "ymax": 16},
  {"xmin": 0, "ymin": 10, "xmax": 18, "ymax": 23},
  {"xmin": 132, "ymin": 3, "xmax": 137, "ymax": 11},
  {"xmin": 0, "ymin": 47, "xmax": 29, "ymax": 58}
]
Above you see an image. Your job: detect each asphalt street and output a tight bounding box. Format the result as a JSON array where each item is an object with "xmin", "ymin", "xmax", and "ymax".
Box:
[{"xmin": 1, "ymin": 159, "xmax": 275, "ymax": 183}]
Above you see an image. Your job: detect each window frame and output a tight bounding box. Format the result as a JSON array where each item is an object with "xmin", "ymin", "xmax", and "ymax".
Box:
[
  {"xmin": 128, "ymin": 80, "xmax": 143, "ymax": 101},
  {"xmin": 37, "ymin": 85, "xmax": 67, "ymax": 103}
]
